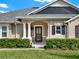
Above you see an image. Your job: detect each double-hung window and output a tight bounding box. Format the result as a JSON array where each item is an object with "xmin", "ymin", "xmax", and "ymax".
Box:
[
  {"xmin": 2, "ymin": 26, "xmax": 7, "ymax": 37},
  {"xmin": 52, "ymin": 25, "xmax": 65, "ymax": 35},
  {"xmin": 56, "ymin": 26, "xmax": 61, "ymax": 34}
]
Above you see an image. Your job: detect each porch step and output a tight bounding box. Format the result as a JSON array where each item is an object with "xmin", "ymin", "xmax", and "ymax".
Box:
[{"xmin": 32, "ymin": 43, "xmax": 45, "ymax": 48}]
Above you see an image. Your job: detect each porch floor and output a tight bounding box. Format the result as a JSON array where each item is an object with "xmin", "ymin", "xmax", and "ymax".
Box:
[{"xmin": 32, "ymin": 37, "xmax": 46, "ymax": 48}]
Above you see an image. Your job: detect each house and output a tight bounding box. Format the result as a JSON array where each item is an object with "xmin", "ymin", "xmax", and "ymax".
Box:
[{"xmin": 0, "ymin": 0, "xmax": 79, "ymax": 47}]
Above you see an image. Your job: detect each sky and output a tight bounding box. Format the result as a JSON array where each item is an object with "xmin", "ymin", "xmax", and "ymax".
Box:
[{"xmin": 0, "ymin": 0, "xmax": 79, "ymax": 13}]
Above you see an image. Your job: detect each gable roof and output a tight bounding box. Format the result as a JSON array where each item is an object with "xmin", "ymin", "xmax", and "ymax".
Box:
[
  {"xmin": 27, "ymin": 0, "xmax": 79, "ymax": 15},
  {"xmin": 0, "ymin": 0, "xmax": 78, "ymax": 23},
  {"xmin": 0, "ymin": 8, "xmax": 37, "ymax": 23},
  {"xmin": 36, "ymin": 7, "xmax": 79, "ymax": 14}
]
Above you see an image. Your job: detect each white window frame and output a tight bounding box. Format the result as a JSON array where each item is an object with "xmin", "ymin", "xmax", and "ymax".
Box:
[
  {"xmin": 55, "ymin": 25, "xmax": 62, "ymax": 34},
  {"xmin": 34, "ymin": 25, "xmax": 44, "ymax": 37},
  {"xmin": 51, "ymin": 23, "xmax": 64, "ymax": 35},
  {"xmin": 2, "ymin": 26, "xmax": 7, "ymax": 37},
  {"xmin": 0, "ymin": 24, "xmax": 9, "ymax": 38}
]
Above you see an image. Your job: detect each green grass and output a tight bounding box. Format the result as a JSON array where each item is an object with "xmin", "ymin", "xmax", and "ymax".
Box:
[{"xmin": 0, "ymin": 50, "xmax": 79, "ymax": 59}]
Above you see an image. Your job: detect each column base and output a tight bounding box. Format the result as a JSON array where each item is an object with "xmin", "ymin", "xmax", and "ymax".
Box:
[
  {"xmin": 27, "ymin": 36, "xmax": 32, "ymax": 39},
  {"xmin": 22, "ymin": 37, "xmax": 26, "ymax": 39},
  {"xmin": 27, "ymin": 37, "xmax": 32, "ymax": 45},
  {"xmin": 22, "ymin": 37, "xmax": 32, "ymax": 39},
  {"xmin": 46, "ymin": 37, "xmax": 50, "ymax": 39}
]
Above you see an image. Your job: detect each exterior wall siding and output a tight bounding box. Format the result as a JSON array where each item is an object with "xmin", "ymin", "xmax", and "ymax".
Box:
[
  {"xmin": 1, "ymin": 19, "xmax": 67, "ymax": 38},
  {"xmin": 10, "ymin": 23, "xmax": 23, "ymax": 38},
  {"xmin": 10, "ymin": 24, "xmax": 16, "ymax": 38},
  {"xmin": 68, "ymin": 17, "xmax": 79, "ymax": 38},
  {"xmin": 48, "ymin": 19, "xmax": 66, "ymax": 38},
  {"xmin": 17, "ymin": 24, "xmax": 23, "ymax": 38}
]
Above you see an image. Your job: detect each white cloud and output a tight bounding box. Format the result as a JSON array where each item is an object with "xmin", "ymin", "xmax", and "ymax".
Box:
[
  {"xmin": 0, "ymin": 11, "xmax": 7, "ymax": 13},
  {"xmin": 77, "ymin": 5, "xmax": 79, "ymax": 8},
  {"xmin": 0, "ymin": 3, "xmax": 8, "ymax": 8},
  {"xmin": 34, "ymin": 0, "xmax": 54, "ymax": 3}
]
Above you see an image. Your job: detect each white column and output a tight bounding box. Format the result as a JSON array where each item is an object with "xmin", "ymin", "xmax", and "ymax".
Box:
[
  {"xmin": 9, "ymin": 25, "xmax": 12, "ymax": 38},
  {"xmin": 47, "ymin": 23, "xmax": 50, "ymax": 38},
  {"xmin": 15, "ymin": 23, "xmax": 18, "ymax": 38},
  {"xmin": 27, "ymin": 22, "xmax": 32, "ymax": 39},
  {"xmin": 23, "ymin": 22, "xmax": 26, "ymax": 38},
  {"xmin": 15, "ymin": 24, "xmax": 18, "ymax": 38}
]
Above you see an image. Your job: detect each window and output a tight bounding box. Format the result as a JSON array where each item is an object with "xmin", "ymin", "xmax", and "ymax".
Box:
[
  {"xmin": 2, "ymin": 26, "xmax": 7, "ymax": 37},
  {"xmin": 56, "ymin": 26, "xmax": 61, "ymax": 34},
  {"xmin": 52, "ymin": 25, "xmax": 65, "ymax": 35}
]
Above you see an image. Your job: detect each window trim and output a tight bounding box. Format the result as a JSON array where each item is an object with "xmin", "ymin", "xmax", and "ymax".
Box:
[
  {"xmin": 1, "ymin": 25, "xmax": 8, "ymax": 38},
  {"xmin": 34, "ymin": 25, "xmax": 44, "ymax": 37},
  {"xmin": 55, "ymin": 25, "xmax": 62, "ymax": 34},
  {"xmin": 2, "ymin": 32, "xmax": 7, "ymax": 37},
  {"xmin": 51, "ymin": 24, "xmax": 65, "ymax": 35}
]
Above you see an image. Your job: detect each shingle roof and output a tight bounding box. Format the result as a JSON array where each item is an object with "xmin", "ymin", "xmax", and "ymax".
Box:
[
  {"xmin": 36, "ymin": 7, "xmax": 79, "ymax": 14},
  {"xmin": 0, "ymin": 6, "xmax": 79, "ymax": 23},
  {"xmin": 0, "ymin": 8, "xmax": 37, "ymax": 23}
]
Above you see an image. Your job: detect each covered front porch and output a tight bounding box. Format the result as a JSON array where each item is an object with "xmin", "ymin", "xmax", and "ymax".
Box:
[
  {"xmin": 16, "ymin": 20, "xmax": 48, "ymax": 44},
  {"xmin": 15, "ymin": 14, "xmax": 74, "ymax": 42},
  {"xmin": 15, "ymin": 17, "xmax": 67, "ymax": 43}
]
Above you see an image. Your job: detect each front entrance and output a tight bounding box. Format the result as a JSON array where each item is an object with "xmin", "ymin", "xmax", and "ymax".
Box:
[
  {"xmin": 75, "ymin": 25, "xmax": 79, "ymax": 38},
  {"xmin": 35, "ymin": 26, "xmax": 43, "ymax": 42}
]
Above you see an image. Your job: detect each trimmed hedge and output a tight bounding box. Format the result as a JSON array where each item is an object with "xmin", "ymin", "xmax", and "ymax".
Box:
[
  {"xmin": 0, "ymin": 38, "xmax": 30, "ymax": 48},
  {"xmin": 46, "ymin": 38, "xmax": 79, "ymax": 50}
]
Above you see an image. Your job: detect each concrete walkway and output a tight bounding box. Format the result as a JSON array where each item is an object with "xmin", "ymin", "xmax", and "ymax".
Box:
[{"xmin": 0, "ymin": 48, "xmax": 45, "ymax": 50}]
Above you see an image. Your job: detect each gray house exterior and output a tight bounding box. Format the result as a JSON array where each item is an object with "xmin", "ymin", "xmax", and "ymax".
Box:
[{"xmin": 0, "ymin": 0, "xmax": 79, "ymax": 47}]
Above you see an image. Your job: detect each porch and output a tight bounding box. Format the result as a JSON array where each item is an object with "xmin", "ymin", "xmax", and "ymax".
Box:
[
  {"xmin": 10, "ymin": 14, "xmax": 71, "ymax": 48},
  {"xmin": 12, "ymin": 18, "xmax": 67, "ymax": 48},
  {"xmin": 16, "ymin": 20, "xmax": 48, "ymax": 44},
  {"xmin": 15, "ymin": 18, "xmax": 67, "ymax": 41},
  {"xmin": 15, "ymin": 14, "xmax": 73, "ymax": 40}
]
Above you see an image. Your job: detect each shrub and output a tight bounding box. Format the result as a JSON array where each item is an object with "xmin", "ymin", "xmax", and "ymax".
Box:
[
  {"xmin": 0, "ymin": 38, "xmax": 30, "ymax": 48},
  {"xmin": 46, "ymin": 38, "xmax": 79, "ymax": 50}
]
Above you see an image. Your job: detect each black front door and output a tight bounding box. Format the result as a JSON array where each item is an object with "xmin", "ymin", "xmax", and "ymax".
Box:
[{"xmin": 35, "ymin": 26, "xmax": 42, "ymax": 42}]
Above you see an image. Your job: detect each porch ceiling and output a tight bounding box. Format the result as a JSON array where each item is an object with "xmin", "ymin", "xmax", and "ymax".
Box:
[{"xmin": 16, "ymin": 14, "xmax": 77, "ymax": 20}]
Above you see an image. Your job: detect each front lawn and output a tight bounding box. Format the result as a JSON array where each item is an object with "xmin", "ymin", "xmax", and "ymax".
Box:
[{"xmin": 0, "ymin": 50, "xmax": 79, "ymax": 59}]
